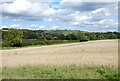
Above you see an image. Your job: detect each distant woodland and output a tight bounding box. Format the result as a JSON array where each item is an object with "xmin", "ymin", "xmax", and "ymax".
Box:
[{"xmin": 1, "ymin": 28, "xmax": 120, "ymax": 47}]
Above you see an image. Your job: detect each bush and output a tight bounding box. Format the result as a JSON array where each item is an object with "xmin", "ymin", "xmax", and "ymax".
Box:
[
  {"xmin": 5, "ymin": 29, "xmax": 23, "ymax": 47},
  {"xmin": 77, "ymin": 32, "xmax": 89, "ymax": 42},
  {"xmin": 20, "ymin": 40, "xmax": 78, "ymax": 47}
]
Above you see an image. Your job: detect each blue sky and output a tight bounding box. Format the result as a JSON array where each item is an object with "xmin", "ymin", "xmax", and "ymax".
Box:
[{"xmin": 0, "ymin": 0, "xmax": 119, "ymax": 32}]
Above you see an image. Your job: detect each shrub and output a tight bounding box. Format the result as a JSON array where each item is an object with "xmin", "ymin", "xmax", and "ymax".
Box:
[
  {"xmin": 20, "ymin": 40, "xmax": 78, "ymax": 47},
  {"xmin": 5, "ymin": 29, "xmax": 23, "ymax": 47}
]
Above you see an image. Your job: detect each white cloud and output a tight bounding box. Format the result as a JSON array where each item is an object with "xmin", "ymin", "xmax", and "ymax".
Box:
[
  {"xmin": 60, "ymin": 0, "xmax": 118, "ymax": 2},
  {"xmin": 91, "ymin": 8, "xmax": 105, "ymax": 14},
  {"xmin": 98, "ymin": 20, "xmax": 106, "ymax": 24},
  {"xmin": 72, "ymin": 22, "xmax": 79, "ymax": 25},
  {"xmin": 1, "ymin": 0, "xmax": 118, "ymax": 32},
  {"xmin": 2, "ymin": 0, "xmax": 119, "ymax": 3},
  {"xmin": 30, "ymin": 24, "xmax": 38, "ymax": 27},
  {"xmin": 43, "ymin": 18, "xmax": 54, "ymax": 21},
  {"xmin": 1, "ymin": 26, "xmax": 8, "ymax": 29},
  {"xmin": 80, "ymin": 16, "xmax": 90, "ymax": 20},
  {"xmin": 52, "ymin": 26, "xmax": 60, "ymax": 29},
  {"xmin": 1, "ymin": 0, "xmax": 55, "ymax": 3},
  {"xmin": 10, "ymin": 24, "xmax": 20, "ymax": 27},
  {"xmin": 1, "ymin": 0, "xmax": 58, "ymax": 21},
  {"xmin": 116, "ymin": 22, "xmax": 118, "ymax": 25},
  {"xmin": 39, "ymin": 25, "xmax": 45, "ymax": 29}
]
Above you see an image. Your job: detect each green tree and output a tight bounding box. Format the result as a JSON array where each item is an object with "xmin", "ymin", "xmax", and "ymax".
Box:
[
  {"xmin": 5, "ymin": 29, "xmax": 23, "ymax": 47},
  {"xmin": 87, "ymin": 33, "xmax": 97, "ymax": 40},
  {"xmin": 45, "ymin": 35, "xmax": 53, "ymax": 40},
  {"xmin": 106, "ymin": 32, "xmax": 117, "ymax": 39},
  {"xmin": 77, "ymin": 32, "xmax": 89, "ymax": 42},
  {"xmin": 66, "ymin": 34, "xmax": 77, "ymax": 40},
  {"xmin": 24, "ymin": 31, "xmax": 39, "ymax": 39},
  {"xmin": 58, "ymin": 34, "xmax": 66, "ymax": 40}
]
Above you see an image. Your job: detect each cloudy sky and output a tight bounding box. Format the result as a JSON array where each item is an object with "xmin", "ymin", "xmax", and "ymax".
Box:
[{"xmin": 0, "ymin": 0, "xmax": 119, "ymax": 32}]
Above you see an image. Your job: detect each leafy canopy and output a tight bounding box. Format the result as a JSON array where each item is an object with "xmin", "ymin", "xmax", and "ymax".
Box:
[{"xmin": 5, "ymin": 29, "xmax": 23, "ymax": 47}]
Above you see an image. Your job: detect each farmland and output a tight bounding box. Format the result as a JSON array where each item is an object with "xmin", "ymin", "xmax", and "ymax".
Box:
[
  {"xmin": 2, "ymin": 39, "xmax": 118, "ymax": 79},
  {"xmin": 1, "ymin": 1, "xmax": 119, "ymax": 80}
]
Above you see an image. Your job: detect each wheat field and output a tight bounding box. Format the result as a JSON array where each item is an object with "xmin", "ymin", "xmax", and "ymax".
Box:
[{"xmin": 2, "ymin": 39, "xmax": 118, "ymax": 68}]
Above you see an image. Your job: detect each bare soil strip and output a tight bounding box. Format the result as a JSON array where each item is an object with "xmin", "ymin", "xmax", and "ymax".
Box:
[{"xmin": 2, "ymin": 40, "xmax": 118, "ymax": 67}]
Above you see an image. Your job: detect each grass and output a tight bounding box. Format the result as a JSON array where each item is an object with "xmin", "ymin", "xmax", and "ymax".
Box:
[
  {"xmin": 0, "ymin": 68, "xmax": 2, "ymax": 80},
  {"xmin": 2, "ymin": 65, "xmax": 118, "ymax": 79}
]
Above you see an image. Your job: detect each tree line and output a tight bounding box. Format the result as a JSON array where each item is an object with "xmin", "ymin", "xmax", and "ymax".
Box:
[{"xmin": 1, "ymin": 29, "xmax": 120, "ymax": 47}]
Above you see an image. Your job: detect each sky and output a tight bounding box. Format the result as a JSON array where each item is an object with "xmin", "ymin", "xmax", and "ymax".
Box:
[{"xmin": 0, "ymin": 0, "xmax": 119, "ymax": 32}]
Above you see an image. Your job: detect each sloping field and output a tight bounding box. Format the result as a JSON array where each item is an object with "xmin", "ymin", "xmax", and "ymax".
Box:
[{"xmin": 2, "ymin": 40, "xmax": 118, "ymax": 67}]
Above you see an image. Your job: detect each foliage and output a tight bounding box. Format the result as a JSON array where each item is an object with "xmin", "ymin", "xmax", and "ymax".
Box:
[
  {"xmin": 23, "ymin": 31, "xmax": 39, "ymax": 39},
  {"xmin": 66, "ymin": 34, "xmax": 77, "ymax": 40},
  {"xmin": 57, "ymin": 34, "xmax": 66, "ymax": 40},
  {"xmin": 77, "ymin": 32, "xmax": 89, "ymax": 42},
  {"xmin": 4, "ymin": 29, "xmax": 23, "ymax": 47},
  {"xmin": 2, "ymin": 29, "xmax": 120, "ymax": 47},
  {"xmin": 20, "ymin": 40, "xmax": 78, "ymax": 47},
  {"xmin": 106, "ymin": 32, "xmax": 118, "ymax": 39},
  {"xmin": 44, "ymin": 35, "xmax": 53, "ymax": 40}
]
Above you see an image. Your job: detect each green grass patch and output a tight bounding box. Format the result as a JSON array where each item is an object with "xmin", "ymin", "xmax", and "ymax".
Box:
[
  {"xmin": 0, "ymin": 68, "xmax": 2, "ymax": 79},
  {"xmin": 2, "ymin": 65, "xmax": 118, "ymax": 79}
]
